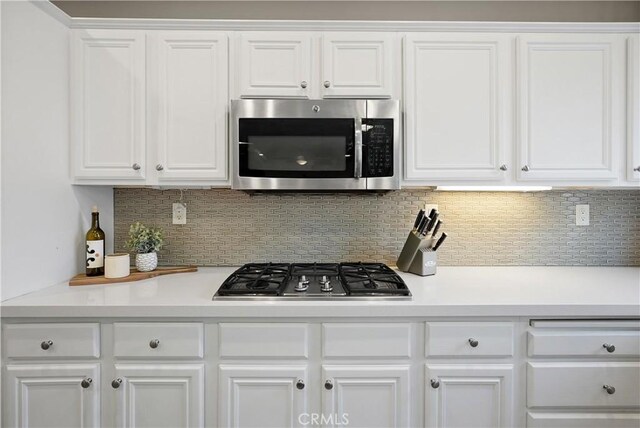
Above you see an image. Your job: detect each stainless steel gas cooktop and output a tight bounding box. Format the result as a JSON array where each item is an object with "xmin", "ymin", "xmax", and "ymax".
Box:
[{"xmin": 213, "ymin": 263, "xmax": 411, "ymax": 301}]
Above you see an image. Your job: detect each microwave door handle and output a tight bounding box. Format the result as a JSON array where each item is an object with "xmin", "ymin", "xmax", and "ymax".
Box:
[{"xmin": 354, "ymin": 117, "xmax": 363, "ymax": 179}]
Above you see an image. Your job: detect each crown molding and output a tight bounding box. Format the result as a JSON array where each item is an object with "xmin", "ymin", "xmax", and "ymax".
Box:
[
  {"xmin": 68, "ymin": 18, "xmax": 640, "ymax": 33},
  {"xmin": 31, "ymin": 1, "xmax": 72, "ymax": 27}
]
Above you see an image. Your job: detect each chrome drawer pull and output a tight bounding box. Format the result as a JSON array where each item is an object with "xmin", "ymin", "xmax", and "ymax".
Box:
[
  {"xmin": 81, "ymin": 378, "xmax": 92, "ymax": 389},
  {"xmin": 468, "ymin": 338, "xmax": 479, "ymax": 348},
  {"xmin": 324, "ymin": 380, "xmax": 333, "ymax": 390},
  {"xmin": 430, "ymin": 379, "xmax": 440, "ymax": 389},
  {"xmin": 40, "ymin": 340, "xmax": 53, "ymax": 350},
  {"xmin": 112, "ymin": 378, "xmax": 123, "ymax": 389},
  {"xmin": 603, "ymin": 385, "xmax": 616, "ymax": 395},
  {"xmin": 603, "ymin": 343, "xmax": 616, "ymax": 353},
  {"xmin": 296, "ymin": 379, "xmax": 305, "ymax": 390},
  {"xmin": 149, "ymin": 339, "xmax": 160, "ymax": 349}
]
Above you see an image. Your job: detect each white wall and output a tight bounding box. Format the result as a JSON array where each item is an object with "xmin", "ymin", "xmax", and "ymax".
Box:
[{"xmin": 1, "ymin": 0, "xmax": 113, "ymax": 301}]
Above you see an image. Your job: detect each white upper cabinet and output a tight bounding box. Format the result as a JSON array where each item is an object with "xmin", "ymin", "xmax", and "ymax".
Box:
[
  {"xmin": 148, "ymin": 31, "xmax": 228, "ymax": 183},
  {"xmin": 234, "ymin": 32, "xmax": 313, "ymax": 99},
  {"xmin": 321, "ymin": 32, "xmax": 397, "ymax": 98},
  {"xmin": 516, "ymin": 34, "xmax": 626, "ymax": 182},
  {"xmin": 233, "ymin": 32, "xmax": 399, "ymax": 99},
  {"xmin": 404, "ymin": 33, "xmax": 511, "ymax": 183},
  {"xmin": 72, "ymin": 29, "xmax": 146, "ymax": 182},
  {"xmin": 627, "ymin": 34, "xmax": 640, "ymax": 183}
]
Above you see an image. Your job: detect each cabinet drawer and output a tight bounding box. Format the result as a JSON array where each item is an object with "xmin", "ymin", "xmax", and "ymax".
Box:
[
  {"xmin": 323, "ymin": 323, "xmax": 412, "ymax": 358},
  {"xmin": 529, "ymin": 330, "xmax": 640, "ymax": 357},
  {"xmin": 527, "ymin": 362, "xmax": 640, "ymax": 409},
  {"xmin": 426, "ymin": 322, "xmax": 514, "ymax": 357},
  {"xmin": 527, "ymin": 412, "xmax": 640, "ymax": 428},
  {"xmin": 4, "ymin": 323, "xmax": 100, "ymax": 358},
  {"xmin": 219, "ymin": 323, "xmax": 309, "ymax": 358},
  {"xmin": 113, "ymin": 323, "xmax": 203, "ymax": 358}
]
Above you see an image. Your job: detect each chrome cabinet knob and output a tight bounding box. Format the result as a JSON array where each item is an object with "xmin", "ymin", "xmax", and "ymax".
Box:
[
  {"xmin": 521, "ymin": 165, "xmax": 530, "ymax": 172},
  {"xmin": 603, "ymin": 343, "xmax": 616, "ymax": 353},
  {"xmin": 430, "ymin": 379, "xmax": 440, "ymax": 389},
  {"xmin": 296, "ymin": 379, "xmax": 305, "ymax": 390},
  {"xmin": 149, "ymin": 339, "xmax": 160, "ymax": 349},
  {"xmin": 40, "ymin": 340, "xmax": 53, "ymax": 350},
  {"xmin": 155, "ymin": 164, "xmax": 164, "ymax": 171},
  {"xmin": 634, "ymin": 166, "xmax": 640, "ymax": 172},
  {"xmin": 300, "ymin": 81, "xmax": 308, "ymax": 89},
  {"xmin": 468, "ymin": 338, "xmax": 479, "ymax": 347},
  {"xmin": 81, "ymin": 378, "xmax": 93, "ymax": 389},
  {"xmin": 323, "ymin": 81, "xmax": 331, "ymax": 88},
  {"xmin": 132, "ymin": 163, "xmax": 141, "ymax": 171},
  {"xmin": 500, "ymin": 164, "xmax": 508, "ymax": 171},
  {"xmin": 112, "ymin": 378, "xmax": 123, "ymax": 389},
  {"xmin": 324, "ymin": 380, "xmax": 333, "ymax": 390},
  {"xmin": 603, "ymin": 385, "xmax": 616, "ymax": 395}
]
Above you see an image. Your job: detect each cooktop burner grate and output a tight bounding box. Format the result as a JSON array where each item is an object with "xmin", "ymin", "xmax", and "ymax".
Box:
[
  {"xmin": 216, "ymin": 263, "xmax": 290, "ymax": 296},
  {"xmin": 340, "ymin": 262, "xmax": 411, "ymax": 295},
  {"xmin": 290, "ymin": 263, "xmax": 340, "ymax": 277}
]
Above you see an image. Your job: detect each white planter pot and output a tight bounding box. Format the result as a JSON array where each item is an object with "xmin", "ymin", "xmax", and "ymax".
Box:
[{"xmin": 135, "ymin": 252, "xmax": 158, "ymax": 272}]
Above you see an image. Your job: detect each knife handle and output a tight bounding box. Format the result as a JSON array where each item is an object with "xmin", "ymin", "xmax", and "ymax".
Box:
[
  {"xmin": 432, "ymin": 220, "xmax": 443, "ymax": 237},
  {"xmin": 413, "ymin": 209, "xmax": 425, "ymax": 230},
  {"xmin": 426, "ymin": 212, "xmax": 439, "ymax": 233},
  {"xmin": 432, "ymin": 232, "xmax": 448, "ymax": 251}
]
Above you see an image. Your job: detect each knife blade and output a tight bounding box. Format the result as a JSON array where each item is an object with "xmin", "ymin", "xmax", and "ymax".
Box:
[
  {"xmin": 413, "ymin": 209, "xmax": 425, "ymax": 231},
  {"xmin": 431, "ymin": 220, "xmax": 443, "ymax": 237},
  {"xmin": 425, "ymin": 211, "xmax": 440, "ymax": 233},
  {"xmin": 432, "ymin": 232, "xmax": 448, "ymax": 251}
]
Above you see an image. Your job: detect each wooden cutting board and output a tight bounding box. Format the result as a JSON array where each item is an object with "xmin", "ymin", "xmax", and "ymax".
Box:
[{"xmin": 69, "ymin": 266, "xmax": 198, "ymax": 286}]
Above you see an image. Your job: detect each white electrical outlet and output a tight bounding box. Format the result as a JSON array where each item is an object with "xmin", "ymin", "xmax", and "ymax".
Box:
[
  {"xmin": 424, "ymin": 204, "xmax": 438, "ymax": 214},
  {"xmin": 576, "ymin": 204, "xmax": 589, "ymax": 226},
  {"xmin": 173, "ymin": 203, "xmax": 187, "ymax": 225}
]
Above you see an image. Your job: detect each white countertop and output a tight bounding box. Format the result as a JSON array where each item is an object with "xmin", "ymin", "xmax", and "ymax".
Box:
[{"xmin": 1, "ymin": 267, "xmax": 639, "ymax": 319}]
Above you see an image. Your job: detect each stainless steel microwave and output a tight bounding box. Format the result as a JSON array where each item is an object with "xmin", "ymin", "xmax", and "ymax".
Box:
[{"xmin": 231, "ymin": 99, "xmax": 400, "ymax": 190}]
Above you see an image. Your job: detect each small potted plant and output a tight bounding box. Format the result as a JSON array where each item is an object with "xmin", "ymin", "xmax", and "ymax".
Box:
[{"xmin": 126, "ymin": 222, "xmax": 164, "ymax": 272}]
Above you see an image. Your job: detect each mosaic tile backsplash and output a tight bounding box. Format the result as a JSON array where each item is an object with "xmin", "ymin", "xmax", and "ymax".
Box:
[{"xmin": 114, "ymin": 189, "xmax": 640, "ymax": 266}]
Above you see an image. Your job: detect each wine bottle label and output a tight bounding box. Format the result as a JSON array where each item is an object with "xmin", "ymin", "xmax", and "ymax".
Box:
[{"xmin": 86, "ymin": 240, "xmax": 104, "ymax": 268}]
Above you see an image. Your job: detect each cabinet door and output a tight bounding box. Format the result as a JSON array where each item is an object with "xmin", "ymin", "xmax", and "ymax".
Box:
[
  {"xmin": 219, "ymin": 365, "xmax": 308, "ymax": 428},
  {"xmin": 425, "ymin": 364, "xmax": 513, "ymax": 428},
  {"xmin": 4, "ymin": 364, "xmax": 100, "ymax": 428},
  {"xmin": 149, "ymin": 31, "xmax": 228, "ymax": 183},
  {"xmin": 71, "ymin": 29, "xmax": 146, "ymax": 181},
  {"xmin": 627, "ymin": 34, "xmax": 640, "ymax": 183},
  {"xmin": 516, "ymin": 34, "xmax": 625, "ymax": 182},
  {"xmin": 235, "ymin": 32, "xmax": 313, "ymax": 98},
  {"xmin": 404, "ymin": 34, "xmax": 510, "ymax": 182},
  {"xmin": 322, "ymin": 33, "xmax": 397, "ymax": 99},
  {"xmin": 113, "ymin": 364, "xmax": 204, "ymax": 428},
  {"xmin": 322, "ymin": 365, "xmax": 410, "ymax": 428}
]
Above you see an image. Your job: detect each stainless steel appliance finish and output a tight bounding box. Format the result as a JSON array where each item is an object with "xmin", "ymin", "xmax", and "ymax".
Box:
[
  {"xmin": 231, "ymin": 99, "xmax": 400, "ymax": 191},
  {"xmin": 214, "ymin": 263, "xmax": 411, "ymax": 301}
]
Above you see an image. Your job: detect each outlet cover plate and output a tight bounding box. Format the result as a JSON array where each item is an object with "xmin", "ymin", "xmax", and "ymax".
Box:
[
  {"xmin": 173, "ymin": 203, "xmax": 187, "ymax": 225},
  {"xmin": 576, "ymin": 204, "xmax": 589, "ymax": 226}
]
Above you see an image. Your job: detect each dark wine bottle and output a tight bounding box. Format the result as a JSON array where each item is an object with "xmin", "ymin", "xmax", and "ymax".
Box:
[{"xmin": 86, "ymin": 206, "xmax": 105, "ymax": 276}]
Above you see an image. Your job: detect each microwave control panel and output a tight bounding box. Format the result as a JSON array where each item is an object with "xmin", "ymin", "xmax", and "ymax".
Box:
[{"xmin": 363, "ymin": 118, "xmax": 394, "ymax": 177}]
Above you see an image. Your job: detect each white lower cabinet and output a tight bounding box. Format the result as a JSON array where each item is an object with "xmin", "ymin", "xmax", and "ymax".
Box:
[
  {"xmin": 527, "ymin": 412, "xmax": 640, "ymax": 428},
  {"xmin": 4, "ymin": 363, "xmax": 100, "ymax": 428},
  {"xmin": 322, "ymin": 365, "xmax": 410, "ymax": 428},
  {"xmin": 218, "ymin": 365, "xmax": 308, "ymax": 428},
  {"xmin": 113, "ymin": 364, "xmax": 204, "ymax": 428},
  {"xmin": 425, "ymin": 364, "xmax": 514, "ymax": 428}
]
